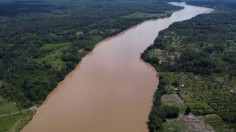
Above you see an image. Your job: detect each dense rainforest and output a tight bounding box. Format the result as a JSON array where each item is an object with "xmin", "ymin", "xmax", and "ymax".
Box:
[
  {"xmin": 0, "ymin": 0, "xmax": 181, "ymax": 108},
  {"xmin": 0, "ymin": 0, "xmax": 182, "ymax": 131},
  {"xmin": 142, "ymin": 0, "xmax": 236, "ymax": 131},
  {"xmin": 1, "ymin": 0, "xmax": 236, "ymax": 131}
]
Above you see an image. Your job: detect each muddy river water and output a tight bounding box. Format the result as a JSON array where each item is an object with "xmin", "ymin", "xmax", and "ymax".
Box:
[{"xmin": 22, "ymin": 2, "xmax": 212, "ymax": 132}]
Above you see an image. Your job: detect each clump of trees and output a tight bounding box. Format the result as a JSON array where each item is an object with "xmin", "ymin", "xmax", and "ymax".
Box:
[{"xmin": 148, "ymin": 77, "xmax": 180, "ymax": 131}]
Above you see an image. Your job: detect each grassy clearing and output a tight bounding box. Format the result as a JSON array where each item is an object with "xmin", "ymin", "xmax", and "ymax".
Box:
[
  {"xmin": 76, "ymin": 31, "xmax": 83, "ymax": 36},
  {"xmin": 40, "ymin": 42, "xmax": 71, "ymax": 51},
  {"xmin": 0, "ymin": 96, "xmax": 18, "ymax": 115},
  {"xmin": 159, "ymin": 72, "xmax": 219, "ymax": 115},
  {"xmin": 204, "ymin": 114, "xmax": 233, "ymax": 132},
  {"xmin": 121, "ymin": 11, "xmax": 174, "ymax": 19},
  {"xmin": 37, "ymin": 42, "xmax": 72, "ymax": 70},
  {"xmin": 163, "ymin": 119, "xmax": 190, "ymax": 132},
  {"xmin": 161, "ymin": 94, "xmax": 186, "ymax": 113},
  {"xmin": 36, "ymin": 52, "xmax": 65, "ymax": 70},
  {"xmin": 0, "ymin": 111, "xmax": 34, "ymax": 132},
  {"xmin": 104, "ymin": 29, "xmax": 119, "ymax": 34},
  {"xmin": 161, "ymin": 94, "xmax": 184, "ymax": 104}
]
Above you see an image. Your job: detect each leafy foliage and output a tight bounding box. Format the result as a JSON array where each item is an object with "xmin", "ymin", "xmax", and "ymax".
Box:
[
  {"xmin": 142, "ymin": 1, "xmax": 236, "ymax": 131},
  {"xmin": 0, "ymin": 0, "xmax": 180, "ymax": 108},
  {"xmin": 148, "ymin": 76, "xmax": 180, "ymax": 132}
]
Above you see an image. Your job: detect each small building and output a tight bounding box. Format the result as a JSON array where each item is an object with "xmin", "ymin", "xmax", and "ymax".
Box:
[{"xmin": 174, "ymin": 88, "xmax": 178, "ymax": 91}]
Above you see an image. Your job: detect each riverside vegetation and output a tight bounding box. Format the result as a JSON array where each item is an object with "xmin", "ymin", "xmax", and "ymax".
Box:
[
  {"xmin": 142, "ymin": 0, "xmax": 236, "ymax": 131},
  {"xmin": 0, "ymin": 0, "xmax": 182, "ymax": 131}
]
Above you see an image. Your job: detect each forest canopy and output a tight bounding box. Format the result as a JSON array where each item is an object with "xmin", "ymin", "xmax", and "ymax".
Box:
[
  {"xmin": 0, "ymin": 0, "xmax": 181, "ymax": 108},
  {"xmin": 142, "ymin": 1, "xmax": 236, "ymax": 131}
]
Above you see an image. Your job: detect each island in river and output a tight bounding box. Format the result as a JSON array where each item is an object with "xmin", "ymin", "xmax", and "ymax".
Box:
[{"xmin": 22, "ymin": 2, "xmax": 212, "ymax": 132}]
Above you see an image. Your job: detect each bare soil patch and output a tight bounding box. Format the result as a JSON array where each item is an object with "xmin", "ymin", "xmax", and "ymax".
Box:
[{"xmin": 181, "ymin": 114, "xmax": 215, "ymax": 132}]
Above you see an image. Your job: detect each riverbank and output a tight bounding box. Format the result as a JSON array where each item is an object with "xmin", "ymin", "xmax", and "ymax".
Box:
[
  {"xmin": 0, "ymin": 1, "xmax": 182, "ymax": 131},
  {"xmin": 141, "ymin": 2, "xmax": 236, "ymax": 131},
  {"xmin": 0, "ymin": 110, "xmax": 36, "ymax": 132},
  {"xmin": 21, "ymin": 2, "xmax": 211, "ymax": 132},
  {"xmin": 0, "ymin": 11, "xmax": 175, "ymax": 131}
]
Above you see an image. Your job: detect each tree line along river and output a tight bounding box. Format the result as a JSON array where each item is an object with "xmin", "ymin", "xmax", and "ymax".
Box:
[{"xmin": 22, "ymin": 2, "xmax": 212, "ymax": 132}]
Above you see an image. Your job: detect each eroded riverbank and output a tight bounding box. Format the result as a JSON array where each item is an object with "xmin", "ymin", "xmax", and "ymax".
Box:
[{"xmin": 22, "ymin": 3, "xmax": 212, "ymax": 132}]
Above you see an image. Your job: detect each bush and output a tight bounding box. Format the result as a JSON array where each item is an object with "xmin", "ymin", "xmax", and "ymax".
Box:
[
  {"xmin": 185, "ymin": 107, "xmax": 191, "ymax": 115},
  {"xmin": 148, "ymin": 115, "xmax": 163, "ymax": 132},
  {"xmin": 160, "ymin": 105, "xmax": 180, "ymax": 119}
]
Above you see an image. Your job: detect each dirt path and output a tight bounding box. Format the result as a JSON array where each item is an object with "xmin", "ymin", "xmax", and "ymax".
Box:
[{"xmin": 0, "ymin": 106, "xmax": 37, "ymax": 117}]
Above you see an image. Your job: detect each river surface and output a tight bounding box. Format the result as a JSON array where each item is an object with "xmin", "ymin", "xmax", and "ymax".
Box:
[{"xmin": 22, "ymin": 3, "xmax": 212, "ymax": 132}]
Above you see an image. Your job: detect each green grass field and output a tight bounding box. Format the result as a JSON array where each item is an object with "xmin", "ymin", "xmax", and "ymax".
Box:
[
  {"xmin": 0, "ymin": 96, "xmax": 18, "ymax": 115},
  {"xmin": 37, "ymin": 42, "xmax": 72, "ymax": 70},
  {"xmin": 204, "ymin": 114, "xmax": 233, "ymax": 132},
  {"xmin": 163, "ymin": 119, "xmax": 190, "ymax": 132},
  {"xmin": 0, "ymin": 111, "xmax": 34, "ymax": 132},
  {"xmin": 40, "ymin": 42, "xmax": 71, "ymax": 51},
  {"xmin": 121, "ymin": 11, "xmax": 174, "ymax": 19},
  {"xmin": 161, "ymin": 94, "xmax": 186, "ymax": 113}
]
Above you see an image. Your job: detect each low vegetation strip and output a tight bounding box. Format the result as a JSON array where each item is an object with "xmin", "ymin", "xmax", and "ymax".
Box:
[
  {"xmin": 0, "ymin": 96, "xmax": 18, "ymax": 115},
  {"xmin": 142, "ymin": 1, "xmax": 236, "ymax": 131},
  {"xmin": 0, "ymin": 106, "xmax": 37, "ymax": 117},
  {"xmin": 0, "ymin": 111, "xmax": 34, "ymax": 132}
]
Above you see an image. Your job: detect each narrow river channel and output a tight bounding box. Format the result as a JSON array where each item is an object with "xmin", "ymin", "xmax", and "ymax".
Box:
[{"xmin": 22, "ymin": 2, "xmax": 212, "ymax": 132}]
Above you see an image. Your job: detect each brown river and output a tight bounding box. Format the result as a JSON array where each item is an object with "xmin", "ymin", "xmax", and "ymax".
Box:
[{"xmin": 22, "ymin": 3, "xmax": 212, "ymax": 132}]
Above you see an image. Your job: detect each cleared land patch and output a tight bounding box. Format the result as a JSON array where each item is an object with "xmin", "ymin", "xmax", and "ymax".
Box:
[
  {"xmin": 40, "ymin": 42, "xmax": 71, "ymax": 51},
  {"xmin": 163, "ymin": 118, "xmax": 190, "ymax": 132},
  {"xmin": 0, "ymin": 111, "xmax": 34, "ymax": 132},
  {"xmin": 0, "ymin": 96, "xmax": 18, "ymax": 115},
  {"xmin": 181, "ymin": 114, "xmax": 215, "ymax": 132},
  {"xmin": 161, "ymin": 93, "xmax": 186, "ymax": 113},
  {"xmin": 121, "ymin": 11, "xmax": 173, "ymax": 19}
]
